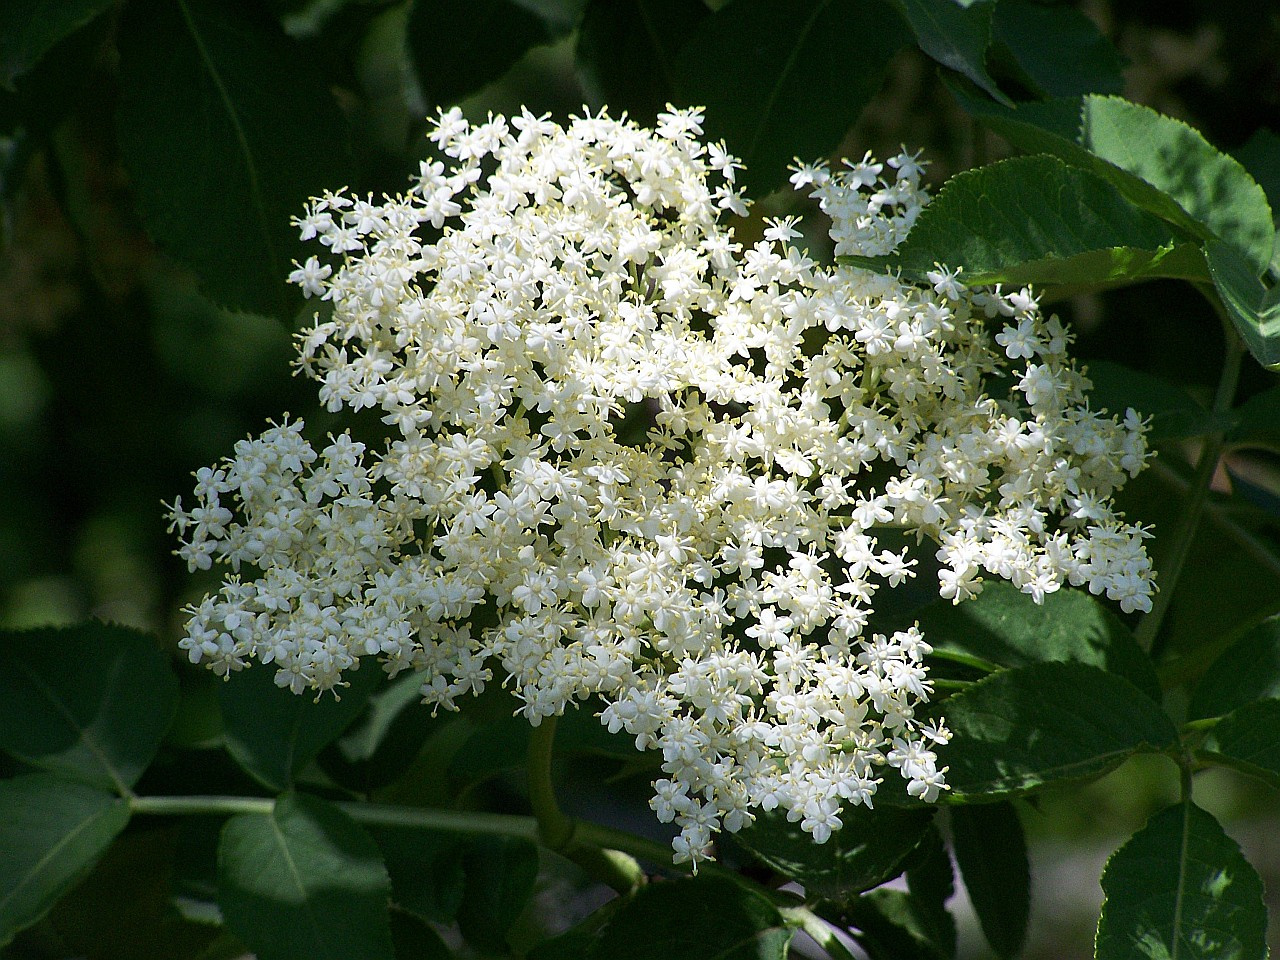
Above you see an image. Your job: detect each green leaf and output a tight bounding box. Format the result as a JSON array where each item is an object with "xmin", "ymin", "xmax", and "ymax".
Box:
[
  {"xmin": 389, "ymin": 909, "xmax": 453, "ymax": 960},
  {"xmin": 1235, "ymin": 128, "xmax": 1280, "ymax": 253},
  {"xmin": 1096, "ymin": 803, "xmax": 1268, "ymax": 960},
  {"xmin": 733, "ymin": 804, "xmax": 933, "ymax": 903},
  {"xmin": 1227, "ymin": 385, "xmax": 1280, "ymax": 451},
  {"xmin": 0, "ymin": 622, "xmax": 179, "ymax": 792},
  {"xmin": 321, "ymin": 673, "xmax": 440, "ymax": 792},
  {"xmin": 407, "ymin": 0, "xmax": 552, "ymax": 107},
  {"xmin": 0, "ymin": 774, "xmax": 130, "ymax": 947},
  {"xmin": 933, "ymin": 662, "xmax": 1178, "ymax": 802},
  {"xmin": 456, "ymin": 836, "xmax": 540, "ymax": 953},
  {"xmin": 1206, "ymin": 239, "xmax": 1280, "ymax": 371},
  {"xmin": 217, "ymin": 663, "xmax": 383, "ymax": 791},
  {"xmin": 896, "ymin": 0, "xmax": 1009, "ymax": 106},
  {"xmin": 116, "ymin": 0, "xmax": 353, "ymax": 318},
  {"xmin": 0, "ymin": 0, "xmax": 115, "ymax": 90},
  {"xmin": 989, "ymin": 0, "xmax": 1124, "ymax": 98},
  {"xmin": 370, "ymin": 827, "xmax": 466, "ymax": 924},
  {"xmin": 672, "ymin": 0, "xmax": 911, "ymax": 196},
  {"xmin": 218, "ymin": 792, "xmax": 394, "ymax": 960},
  {"xmin": 1188, "ymin": 614, "xmax": 1280, "ymax": 720},
  {"xmin": 584, "ymin": 874, "xmax": 793, "ymax": 960},
  {"xmin": 1201, "ymin": 698, "xmax": 1280, "ymax": 789},
  {"xmin": 1084, "ymin": 360, "xmax": 1221, "ymax": 443},
  {"xmin": 953, "ymin": 92, "xmax": 1277, "ymax": 274},
  {"xmin": 902, "ymin": 825, "xmax": 957, "ymax": 957},
  {"xmin": 950, "ymin": 802, "xmax": 1028, "ymax": 958},
  {"xmin": 842, "ymin": 154, "xmax": 1207, "ymax": 292},
  {"xmin": 575, "ymin": 0, "xmax": 710, "ymax": 126},
  {"xmin": 847, "ymin": 887, "xmax": 953, "ymax": 960},
  {"xmin": 911, "ymin": 581, "xmax": 1160, "ymax": 700}
]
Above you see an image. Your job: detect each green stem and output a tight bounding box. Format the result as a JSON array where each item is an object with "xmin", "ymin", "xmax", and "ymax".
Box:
[
  {"xmin": 781, "ymin": 906, "xmax": 859, "ymax": 960},
  {"xmin": 1135, "ymin": 329, "xmax": 1245, "ymax": 655},
  {"xmin": 527, "ymin": 715, "xmax": 574, "ymax": 850}
]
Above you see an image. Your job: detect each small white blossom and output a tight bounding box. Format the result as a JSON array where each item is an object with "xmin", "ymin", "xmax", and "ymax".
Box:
[{"xmin": 171, "ymin": 107, "xmax": 1155, "ymax": 866}]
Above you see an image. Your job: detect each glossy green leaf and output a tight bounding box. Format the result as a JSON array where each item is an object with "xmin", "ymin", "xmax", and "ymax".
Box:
[
  {"xmin": 407, "ymin": 0, "xmax": 551, "ymax": 107},
  {"xmin": 842, "ymin": 155, "xmax": 1206, "ymax": 291},
  {"xmin": 1084, "ymin": 360, "xmax": 1221, "ymax": 443},
  {"xmin": 911, "ymin": 581, "xmax": 1160, "ymax": 700},
  {"xmin": 1227, "ymin": 385, "xmax": 1280, "ymax": 451},
  {"xmin": 584, "ymin": 874, "xmax": 792, "ymax": 960},
  {"xmin": 116, "ymin": 0, "xmax": 353, "ymax": 317},
  {"xmin": 953, "ymin": 91, "xmax": 1276, "ymax": 274},
  {"xmin": 218, "ymin": 792, "xmax": 394, "ymax": 960},
  {"xmin": 0, "ymin": 0, "xmax": 115, "ymax": 90},
  {"xmin": 575, "ymin": 0, "xmax": 710, "ymax": 125},
  {"xmin": 1201, "ymin": 698, "xmax": 1280, "ymax": 788},
  {"xmin": 0, "ymin": 623, "xmax": 179, "ymax": 792},
  {"xmin": 733, "ymin": 804, "xmax": 933, "ymax": 903},
  {"xmin": 1096, "ymin": 803, "xmax": 1267, "ymax": 960},
  {"xmin": 217, "ymin": 663, "xmax": 383, "ymax": 791},
  {"xmin": 933, "ymin": 662, "xmax": 1178, "ymax": 802},
  {"xmin": 896, "ymin": 0, "xmax": 1007, "ymax": 106},
  {"xmin": 672, "ymin": 0, "xmax": 911, "ymax": 195},
  {"xmin": 1206, "ymin": 239, "xmax": 1280, "ymax": 371},
  {"xmin": 950, "ymin": 802, "xmax": 1028, "ymax": 958},
  {"xmin": 1188, "ymin": 615, "xmax": 1280, "ymax": 719},
  {"xmin": 990, "ymin": 0, "xmax": 1124, "ymax": 98},
  {"xmin": 457, "ymin": 835, "xmax": 541, "ymax": 953},
  {"xmin": 0, "ymin": 775, "xmax": 130, "ymax": 947}
]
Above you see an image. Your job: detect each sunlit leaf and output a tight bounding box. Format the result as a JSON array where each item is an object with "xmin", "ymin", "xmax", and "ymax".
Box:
[
  {"xmin": 931, "ymin": 662, "xmax": 1178, "ymax": 802},
  {"xmin": 1096, "ymin": 803, "xmax": 1267, "ymax": 960},
  {"xmin": 842, "ymin": 155, "xmax": 1207, "ymax": 293},
  {"xmin": 1205, "ymin": 239, "xmax": 1280, "ymax": 371}
]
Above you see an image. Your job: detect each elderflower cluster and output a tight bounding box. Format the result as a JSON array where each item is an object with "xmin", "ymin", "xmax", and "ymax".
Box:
[{"xmin": 168, "ymin": 106, "xmax": 1154, "ymax": 864}]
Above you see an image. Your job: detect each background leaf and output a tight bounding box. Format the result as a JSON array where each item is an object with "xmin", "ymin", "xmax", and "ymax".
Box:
[
  {"xmin": 1200, "ymin": 698, "xmax": 1280, "ymax": 789},
  {"xmin": 0, "ymin": 774, "xmax": 130, "ymax": 947},
  {"xmin": 575, "ymin": 0, "xmax": 710, "ymax": 126},
  {"xmin": 217, "ymin": 792, "xmax": 394, "ymax": 960},
  {"xmin": 989, "ymin": 0, "xmax": 1125, "ymax": 98},
  {"xmin": 1188, "ymin": 614, "xmax": 1280, "ymax": 719},
  {"xmin": 733, "ymin": 805, "xmax": 934, "ymax": 903},
  {"xmin": 1096, "ymin": 803, "xmax": 1268, "ymax": 960},
  {"xmin": 1227, "ymin": 385, "xmax": 1280, "ymax": 452},
  {"xmin": 116, "ymin": 0, "xmax": 353, "ymax": 317},
  {"xmin": 909, "ymin": 581, "xmax": 1160, "ymax": 700},
  {"xmin": 407, "ymin": 0, "xmax": 553, "ymax": 108},
  {"xmin": 1084, "ymin": 360, "xmax": 1222, "ymax": 443},
  {"xmin": 672, "ymin": 0, "xmax": 911, "ymax": 195},
  {"xmin": 843, "ymin": 154, "xmax": 1205, "ymax": 291},
  {"xmin": 931, "ymin": 662, "xmax": 1178, "ymax": 802},
  {"xmin": 584, "ymin": 874, "xmax": 792, "ymax": 960},
  {"xmin": 0, "ymin": 0, "xmax": 115, "ymax": 91},
  {"xmin": 950, "ymin": 802, "xmax": 1029, "ymax": 958},
  {"xmin": 0, "ymin": 622, "xmax": 178, "ymax": 792},
  {"xmin": 456, "ymin": 835, "xmax": 541, "ymax": 953},
  {"xmin": 896, "ymin": 0, "xmax": 1008, "ymax": 106},
  {"xmin": 217, "ymin": 658, "xmax": 384, "ymax": 791}
]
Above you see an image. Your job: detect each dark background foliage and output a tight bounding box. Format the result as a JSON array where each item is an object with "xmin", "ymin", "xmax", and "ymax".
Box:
[{"xmin": 1, "ymin": 1, "xmax": 1279, "ymax": 958}]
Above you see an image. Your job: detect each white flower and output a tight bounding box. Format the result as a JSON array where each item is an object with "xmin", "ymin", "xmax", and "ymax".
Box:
[{"xmin": 171, "ymin": 106, "xmax": 1155, "ymax": 866}]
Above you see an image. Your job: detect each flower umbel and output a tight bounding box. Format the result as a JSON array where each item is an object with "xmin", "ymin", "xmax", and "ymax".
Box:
[{"xmin": 169, "ymin": 106, "xmax": 1153, "ymax": 864}]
